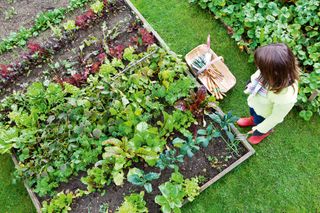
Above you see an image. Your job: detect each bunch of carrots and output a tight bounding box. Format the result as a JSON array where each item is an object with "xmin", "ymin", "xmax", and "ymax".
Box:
[{"xmin": 191, "ymin": 54, "xmax": 225, "ymax": 100}]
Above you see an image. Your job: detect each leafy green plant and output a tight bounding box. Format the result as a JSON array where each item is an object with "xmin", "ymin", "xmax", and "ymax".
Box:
[
  {"xmin": 123, "ymin": 46, "xmax": 138, "ymax": 62},
  {"xmin": 90, "ymin": 0, "xmax": 104, "ymax": 14},
  {"xmin": 41, "ymin": 191, "xmax": 74, "ymax": 213},
  {"xmin": 102, "ymin": 137, "xmax": 135, "ymax": 186},
  {"xmin": 127, "ymin": 168, "xmax": 160, "ymax": 193},
  {"xmin": 297, "ymin": 70, "xmax": 320, "ymax": 121},
  {"xmin": 128, "ymin": 122, "xmax": 166, "ymax": 166},
  {"xmin": 0, "ymin": 47, "xmax": 198, "ymax": 198},
  {"xmin": 184, "ymin": 177, "xmax": 200, "ymax": 202},
  {"xmin": 158, "ymin": 110, "xmax": 195, "ymax": 137},
  {"xmin": 156, "ymin": 149, "xmax": 184, "ymax": 170},
  {"xmin": 63, "ymin": 20, "xmax": 77, "ymax": 31},
  {"xmin": 172, "ymin": 134, "xmax": 200, "ymax": 158},
  {"xmin": 208, "ymin": 112, "xmax": 240, "ymax": 155},
  {"xmin": 80, "ymin": 163, "xmax": 112, "ymax": 192},
  {"xmin": 116, "ymin": 192, "xmax": 148, "ymax": 213},
  {"xmin": 4, "ymin": 7, "xmax": 17, "ymax": 20},
  {"xmin": 155, "ymin": 171, "xmax": 200, "ymax": 213},
  {"xmin": 99, "ymin": 203, "xmax": 109, "ymax": 213},
  {"xmin": 155, "ymin": 182, "xmax": 185, "ymax": 213},
  {"xmin": 196, "ymin": 124, "xmax": 221, "ymax": 147},
  {"xmin": 48, "ymin": 22, "xmax": 63, "ymax": 39}
]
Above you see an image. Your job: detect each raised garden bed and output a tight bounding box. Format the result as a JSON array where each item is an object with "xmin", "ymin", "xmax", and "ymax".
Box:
[{"xmin": 0, "ymin": 0, "xmax": 255, "ymax": 212}]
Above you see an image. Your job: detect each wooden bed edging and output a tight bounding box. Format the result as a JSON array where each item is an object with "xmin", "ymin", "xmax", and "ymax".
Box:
[
  {"xmin": 12, "ymin": 1, "xmax": 255, "ymax": 212},
  {"xmin": 200, "ymin": 103, "xmax": 255, "ymax": 192},
  {"xmin": 11, "ymin": 154, "xmax": 42, "ymax": 213}
]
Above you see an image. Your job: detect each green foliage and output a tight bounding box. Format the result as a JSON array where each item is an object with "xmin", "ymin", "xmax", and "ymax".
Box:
[
  {"xmin": 91, "ymin": 0, "xmax": 104, "ymax": 14},
  {"xmin": 297, "ymin": 70, "xmax": 320, "ymax": 120},
  {"xmin": 158, "ymin": 110, "xmax": 195, "ymax": 137},
  {"xmin": 155, "ymin": 182, "xmax": 185, "ymax": 213},
  {"xmin": 80, "ymin": 163, "xmax": 112, "ymax": 192},
  {"xmin": 102, "ymin": 138, "xmax": 134, "ymax": 186},
  {"xmin": 208, "ymin": 112, "xmax": 240, "ymax": 155},
  {"xmin": 172, "ymin": 134, "xmax": 200, "ymax": 158},
  {"xmin": 63, "ymin": 20, "xmax": 77, "ymax": 31},
  {"xmin": 123, "ymin": 46, "xmax": 138, "ymax": 62},
  {"xmin": 156, "ymin": 149, "xmax": 184, "ymax": 170},
  {"xmin": 184, "ymin": 178, "xmax": 200, "ymax": 202},
  {"xmin": 116, "ymin": 192, "xmax": 148, "ymax": 213},
  {"xmin": 189, "ymin": 0, "xmax": 320, "ymax": 119},
  {"xmin": 155, "ymin": 171, "xmax": 200, "ymax": 213},
  {"xmin": 196, "ymin": 124, "xmax": 221, "ymax": 147},
  {"xmin": 0, "ymin": 46, "xmax": 197, "ymax": 197},
  {"xmin": 127, "ymin": 168, "xmax": 160, "ymax": 193},
  {"xmin": 41, "ymin": 191, "xmax": 73, "ymax": 213},
  {"xmin": 129, "ymin": 122, "xmax": 166, "ymax": 166}
]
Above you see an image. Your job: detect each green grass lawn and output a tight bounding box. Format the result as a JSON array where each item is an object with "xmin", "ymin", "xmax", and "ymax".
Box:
[{"xmin": 1, "ymin": 0, "xmax": 319, "ymax": 212}]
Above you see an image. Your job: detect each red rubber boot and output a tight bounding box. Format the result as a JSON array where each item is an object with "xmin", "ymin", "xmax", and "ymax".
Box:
[
  {"xmin": 237, "ymin": 116, "xmax": 255, "ymax": 127},
  {"xmin": 248, "ymin": 131, "xmax": 271, "ymax": 145}
]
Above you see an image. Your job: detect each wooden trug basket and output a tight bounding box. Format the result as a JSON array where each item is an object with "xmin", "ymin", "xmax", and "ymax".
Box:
[{"xmin": 185, "ymin": 44, "xmax": 236, "ymax": 94}]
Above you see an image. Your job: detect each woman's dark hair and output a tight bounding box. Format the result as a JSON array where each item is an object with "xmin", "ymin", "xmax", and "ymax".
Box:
[{"xmin": 254, "ymin": 43, "xmax": 300, "ymax": 93}]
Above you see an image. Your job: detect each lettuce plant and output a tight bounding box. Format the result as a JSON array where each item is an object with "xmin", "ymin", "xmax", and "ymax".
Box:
[{"xmin": 116, "ymin": 192, "xmax": 148, "ymax": 213}]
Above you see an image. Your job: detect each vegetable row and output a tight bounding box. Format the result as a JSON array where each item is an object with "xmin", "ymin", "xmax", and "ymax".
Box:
[{"xmin": 0, "ymin": 45, "xmax": 241, "ymax": 212}]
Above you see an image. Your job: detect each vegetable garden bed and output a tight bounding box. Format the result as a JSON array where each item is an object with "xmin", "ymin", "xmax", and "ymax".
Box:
[{"xmin": 0, "ymin": 0, "xmax": 255, "ymax": 212}]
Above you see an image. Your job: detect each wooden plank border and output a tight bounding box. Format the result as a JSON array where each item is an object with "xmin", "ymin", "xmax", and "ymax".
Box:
[
  {"xmin": 12, "ymin": 1, "xmax": 255, "ymax": 212},
  {"xmin": 199, "ymin": 103, "xmax": 255, "ymax": 193},
  {"xmin": 11, "ymin": 154, "xmax": 42, "ymax": 213}
]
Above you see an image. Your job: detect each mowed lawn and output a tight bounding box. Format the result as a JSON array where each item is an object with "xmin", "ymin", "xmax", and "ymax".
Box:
[{"xmin": 1, "ymin": 0, "xmax": 320, "ymax": 212}]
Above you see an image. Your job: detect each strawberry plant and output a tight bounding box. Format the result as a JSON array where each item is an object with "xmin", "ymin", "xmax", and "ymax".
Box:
[{"xmin": 127, "ymin": 168, "xmax": 160, "ymax": 193}]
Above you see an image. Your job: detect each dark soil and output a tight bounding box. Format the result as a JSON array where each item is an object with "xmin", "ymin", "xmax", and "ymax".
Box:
[
  {"xmin": 0, "ymin": 0, "xmax": 144, "ymax": 100},
  {"xmin": 0, "ymin": 0, "xmax": 68, "ymax": 40},
  {"xmin": 48, "ymin": 115, "xmax": 248, "ymax": 213},
  {"xmin": 0, "ymin": 2, "xmax": 90, "ymax": 65}
]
